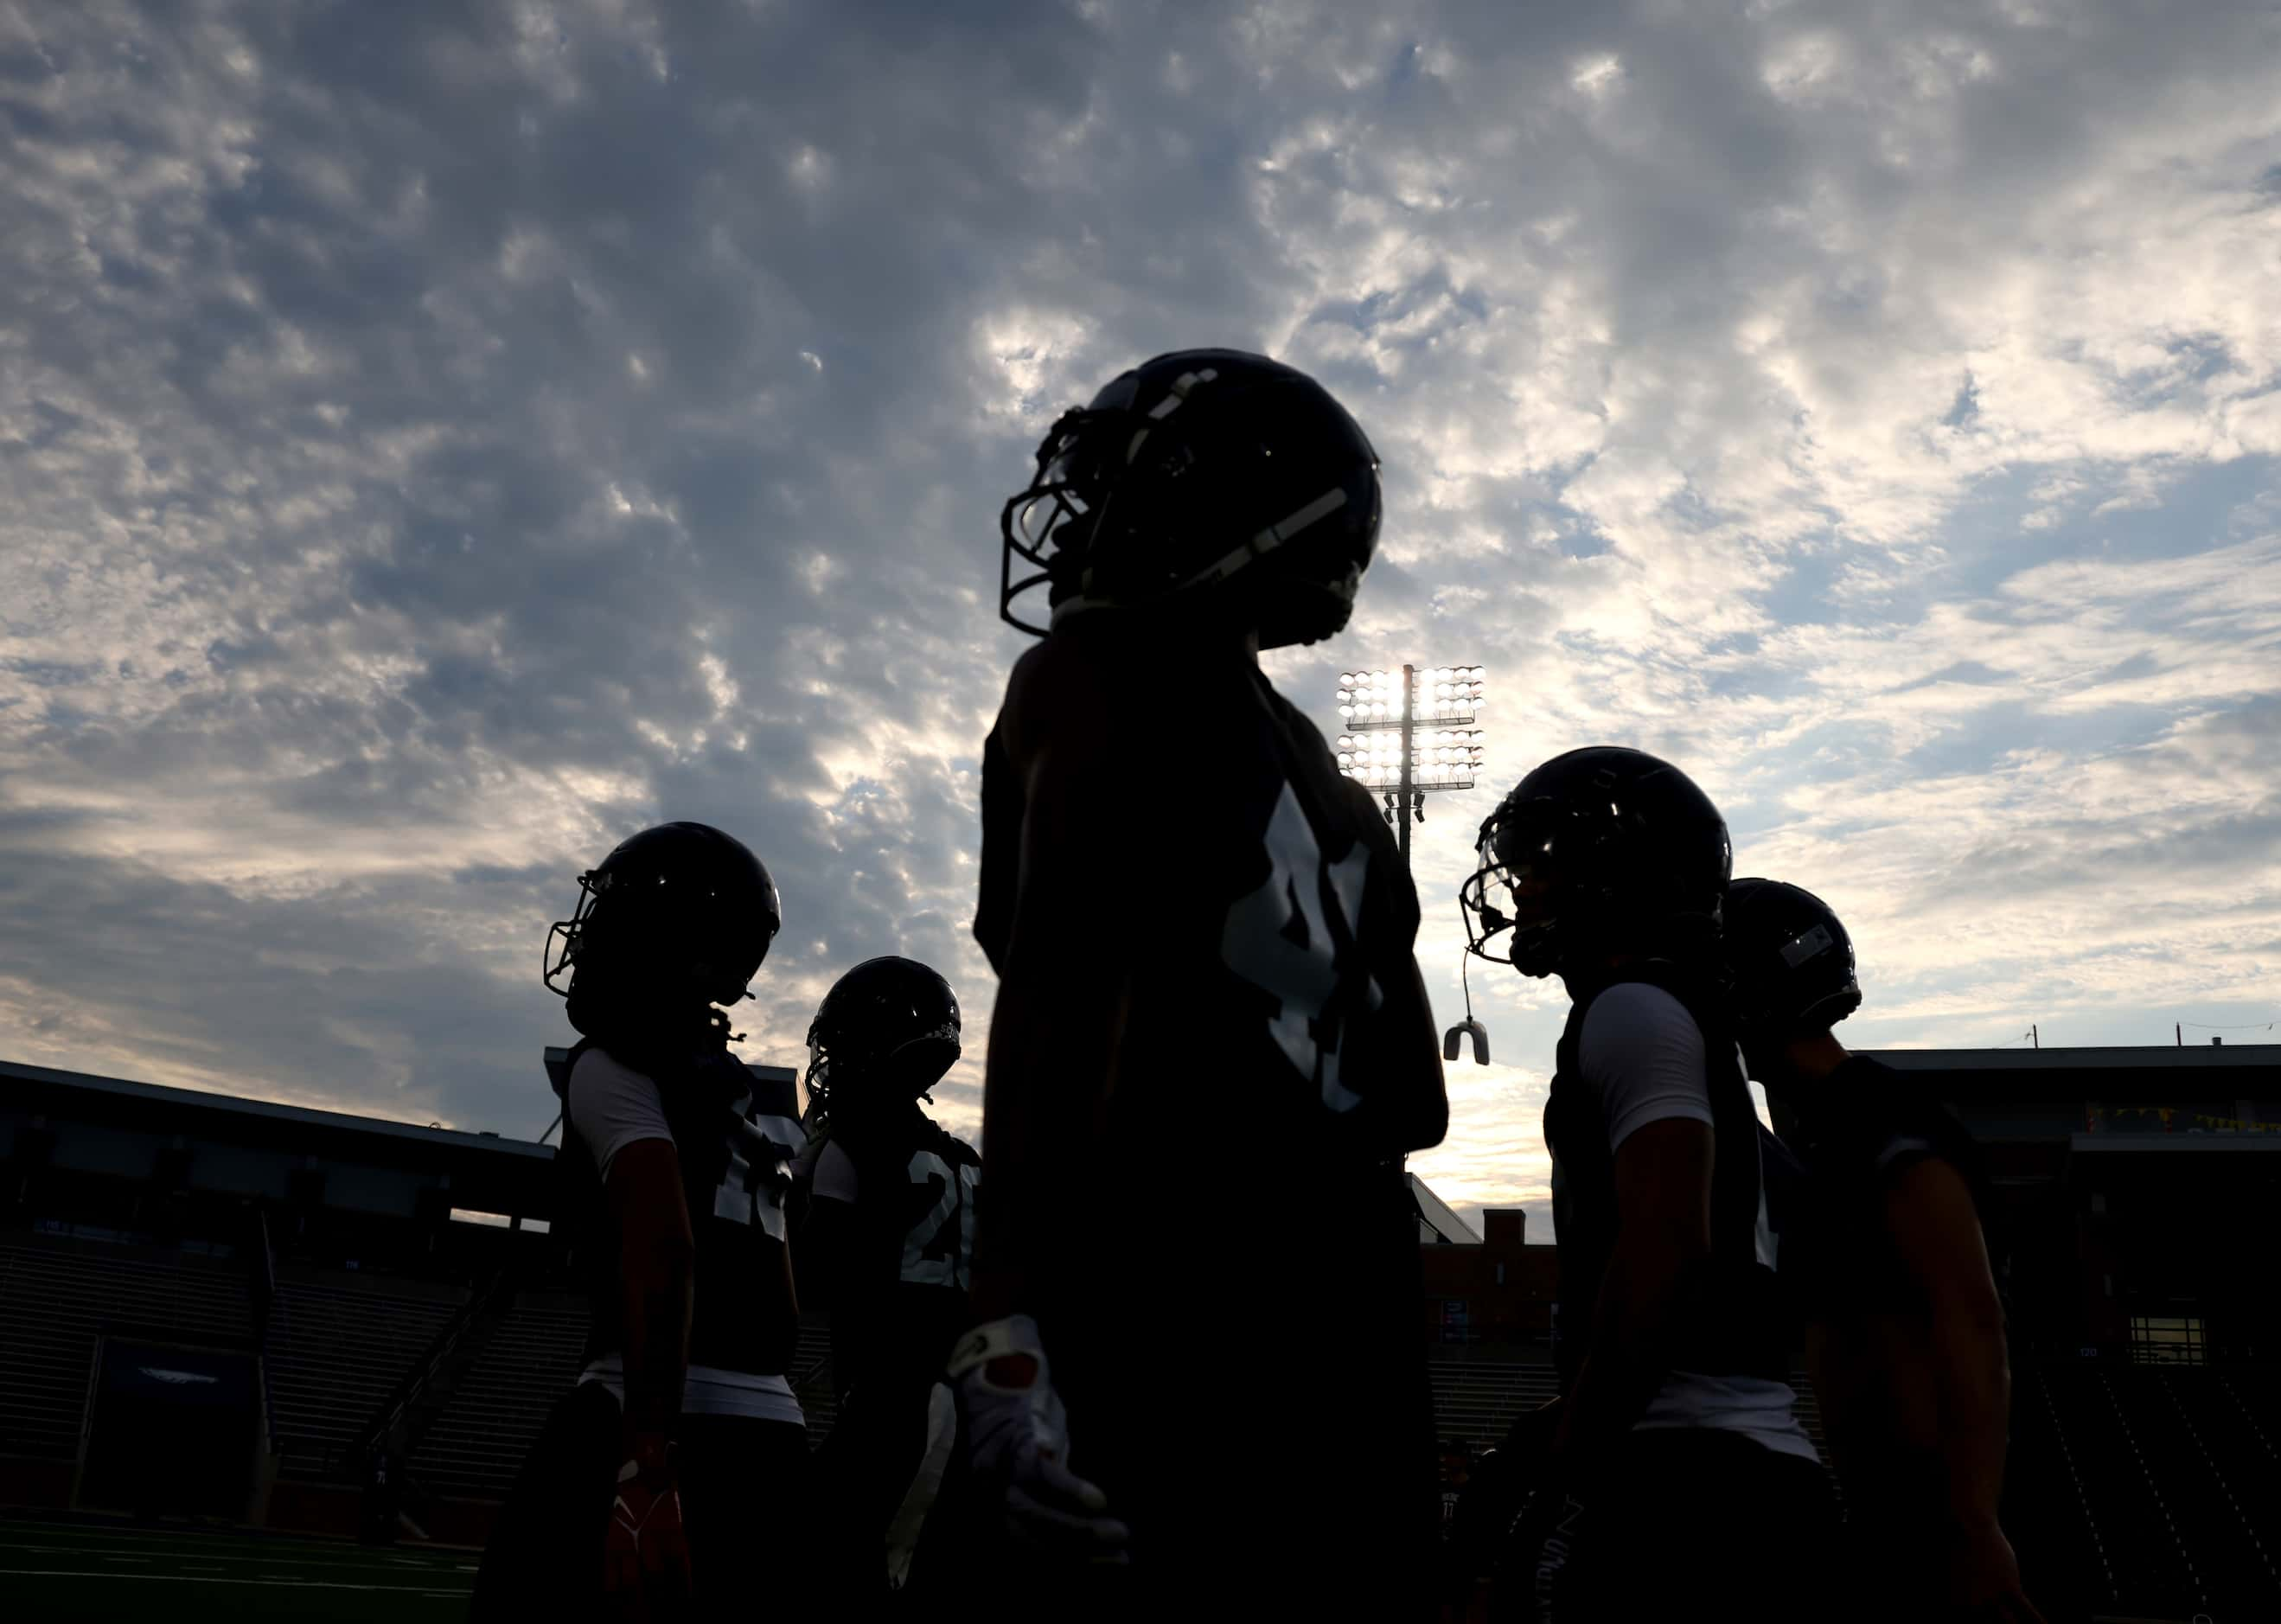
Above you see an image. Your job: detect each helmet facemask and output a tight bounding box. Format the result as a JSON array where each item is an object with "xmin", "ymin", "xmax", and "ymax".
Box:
[
  {"xmin": 804, "ymin": 1021, "xmax": 960, "ymax": 1138},
  {"xmin": 1462, "ymin": 802, "xmax": 1575, "ymax": 979},
  {"xmin": 548, "ymin": 869, "xmax": 763, "ymax": 1013},
  {"xmin": 1000, "ymin": 404, "xmax": 1129, "ymax": 636}
]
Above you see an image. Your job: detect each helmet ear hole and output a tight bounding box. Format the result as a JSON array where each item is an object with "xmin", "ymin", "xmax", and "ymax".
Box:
[{"xmin": 1724, "ymin": 878, "xmax": 1862, "ymax": 1037}]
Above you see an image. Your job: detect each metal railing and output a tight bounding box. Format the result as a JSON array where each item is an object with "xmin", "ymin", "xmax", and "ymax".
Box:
[
  {"xmin": 253, "ymin": 1206, "xmax": 284, "ymax": 1458},
  {"xmin": 337, "ymin": 1263, "xmax": 514, "ymax": 1479}
]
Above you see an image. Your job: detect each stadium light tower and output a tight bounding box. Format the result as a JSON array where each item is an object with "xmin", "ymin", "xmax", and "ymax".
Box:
[{"xmin": 1333, "ymin": 663, "xmax": 1487, "ymax": 870}]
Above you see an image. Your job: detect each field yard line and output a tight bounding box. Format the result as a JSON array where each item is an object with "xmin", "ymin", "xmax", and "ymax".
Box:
[
  {"xmin": 0, "ymin": 1539, "xmax": 464, "ymax": 1570},
  {"xmin": 0, "ymin": 1570, "xmax": 471, "ymax": 1592},
  {"xmin": 0, "ymin": 1525, "xmax": 472, "ymax": 1563}
]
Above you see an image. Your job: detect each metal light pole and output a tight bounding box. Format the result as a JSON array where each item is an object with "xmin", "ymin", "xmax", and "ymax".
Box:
[
  {"xmin": 1332, "ymin": 664, "xmax": 1487, "ymax": 872},
  {"xmin": 1396, "ymin": 662, "xmax": 1415, "ymax": 869},
  {"xmin": 1337, "ymin": 664, "xmax": 1494, "ymax": 1074}
]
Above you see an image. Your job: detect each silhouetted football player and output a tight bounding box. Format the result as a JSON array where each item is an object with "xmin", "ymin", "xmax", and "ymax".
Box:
[
  {"xmin": 968, "ymin": 348, "xmax": 1450, "ymax": 1614},
  {"xmin": 477, "ymin": 822, "xmax": 807, "ymax": 1620},
  {"xmin": 1725, "ymin": 878, "xmax": 2042, "ymax": 1624},
  {"xmin": 796, "ymin": 956, "xmax": 978, "ymax": 1602},
  {"xmin": 1462, "ymin": 750, "xmax": 1831, "ymax": 1621}
]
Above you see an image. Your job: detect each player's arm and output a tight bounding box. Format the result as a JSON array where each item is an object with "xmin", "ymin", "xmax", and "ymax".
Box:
[
  {"xmin": 566, "ymin": 1058, "xmax": 694, "ymax": 1606},
  {"xmin": 1548, "ymin": 1116, "xmax": 1714, "ymax": 1474},
  {"xmin": 1884, "ymin": 1156, "xmax": 2040, "ymax": 1618},
  {"xmin": 959, "ymin": 649, "xmax": 1130, "ymax": 1558},
  {"xmin": 970, "ymin": 656, "xmax": 1133, "ymax": 1325},
  {"xmin": 605, "ymin": 1139, "xmax": 695, "ymax": 1453},
  {"xmin": 1339, "ymin": 778, "xmax": 1451, "ymax": 1150}
]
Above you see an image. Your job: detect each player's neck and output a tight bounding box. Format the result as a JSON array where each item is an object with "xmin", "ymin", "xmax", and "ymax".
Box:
[
  {"xmin": 1775, "ymin": 1029, "xmax": 1851, "ymax": 1093},
  {"xmin": 1067, "ymin": 601, "xmax": 1261, "ymax": 667}
]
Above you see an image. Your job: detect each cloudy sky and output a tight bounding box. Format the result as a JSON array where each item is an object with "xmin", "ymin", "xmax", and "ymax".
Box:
[{"xmin": 4, "ymin": 0, "xmax": 2278, "ymax": 1235}]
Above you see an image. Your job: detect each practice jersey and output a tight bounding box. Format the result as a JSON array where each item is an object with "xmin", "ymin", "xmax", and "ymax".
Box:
[
  {"xmin": 553, "ymin": 1037, "xmax": 804, "ymax": 1382},
  {"xmin": 803, "ymin": 1109, "xmax": 980, "ymax": 1402},
  {"xmin": 974, "ymin": 620, "xmax": 1447, "ymax": 1188},
  {"xmin": 1781, "ymin": 1054, "xmax": 1990, "ymax": 1319},
  {"xmin": 1547, "ymin": 967, "xmax": 1815, "ymax": 1461}
]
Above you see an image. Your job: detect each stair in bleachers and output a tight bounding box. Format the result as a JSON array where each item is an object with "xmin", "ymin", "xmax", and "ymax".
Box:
[
  {"xmin": 2047, "ymin": 1364, "xmax": 2206, "ymax": 1616},
  {"xmin": 408, "ymin": 1295, "xmax": 588, "ymax": 1500},
  {"xmin": 2137, "ymin": 1370, "xmax": 2281, "ymax": 1613},
  {"xmin": 266, "ymin": 1269, "xmax": 468, "ymax": 1480},
  {"xmin": 0, "ymin": 1237, "xmax": 254, "ymax": 1461},
  {"xmin": 2006, "ymin": 1365, "xmax": 2112, "ymax": 1613},
  {"xmin": 2208, "ymin": 1371, "xmax": 2281, "ymax": 1564}
]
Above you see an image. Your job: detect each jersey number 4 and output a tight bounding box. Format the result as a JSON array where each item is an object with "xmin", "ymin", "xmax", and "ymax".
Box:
[
  {"xmin": 1220, "ymin": 782, "xmax": 1383, "ymax": 1114},
  {"xmin": 900, "ymin": 1151, "xmax": 978, "ymax": 1291}
]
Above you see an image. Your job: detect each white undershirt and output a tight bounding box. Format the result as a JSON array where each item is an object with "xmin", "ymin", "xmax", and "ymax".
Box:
[
  {"xmin": 1577, "ymin": 983, "xmax": 1818, "ymax": 1463},
  {"xmin": 565, "ymin": 1047, "xmax": 806, "ymax": 1427}
]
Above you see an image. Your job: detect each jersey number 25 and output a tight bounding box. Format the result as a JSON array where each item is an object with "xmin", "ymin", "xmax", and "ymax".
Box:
[{"xmin": 899, "ymin": 1151, "xmax": 978, "ymax": 1291}]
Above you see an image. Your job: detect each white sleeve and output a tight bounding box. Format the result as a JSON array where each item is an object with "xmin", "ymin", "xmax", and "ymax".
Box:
[
  {"xmin": 567, "ymin": 1047, "xmax": 675, "ymax": 1183},
  {"xmin": 1578, "ymin": 982, "xmax": 1717, "ymax": 1154},
  {"xmin": 810, "ymin": 1138, "xmax": 860, "ymax": 1205}
]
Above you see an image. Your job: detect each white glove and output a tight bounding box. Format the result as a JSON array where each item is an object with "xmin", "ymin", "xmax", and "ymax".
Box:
[{"xmin": 949, "ymin": 1314, "xmax": 1128, "ymax": 1560}]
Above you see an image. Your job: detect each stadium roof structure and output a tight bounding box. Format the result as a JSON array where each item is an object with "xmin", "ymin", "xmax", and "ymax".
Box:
[
  {"xmin": 1865, "ymin": 1043, "xmax": 2278, "ymax": 1074},
  {"xmin": 1409, "ymin": 1173, "xmax": 1480, "ymax": 1245},
  {"xmin": 1858, "ymin": 1043, "xmax": 2279, "ymax": 1103},
  {"xmin": 0, "ymin": 1056, "xmax": 556, "ymax": 1160}
]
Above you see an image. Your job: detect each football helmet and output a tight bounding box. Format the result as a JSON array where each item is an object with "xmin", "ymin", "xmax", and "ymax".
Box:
[
  {"xmin": 804, "ymin": 956, "xmax": 962, "ymax": 1130},
  {"xmin": 999, "ymin": 348, "xmax": 1382, "ymax": 649},
  {"xmin": 543, "ymin": 822, "xmax": 782, "ymax": 1013},
  {"xmin": 1722, "ymin": 877, "xmax": 1862, "ymax": 1036},
  {"xmin": 1461, "ymin": 747, "xmax": 1730, "ymax": 978}
]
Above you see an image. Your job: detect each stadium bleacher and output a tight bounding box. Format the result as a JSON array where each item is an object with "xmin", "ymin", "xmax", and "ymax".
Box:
[
  {"xmin": 2205, "ymin": 1370, "xmax": 2281, "ymax": 1562},
  {"xmin": 789, "ymin": 1318, "xmax": 837, "ymax": 1448},
  {"xmin": 265, "ymin": 1269, "xmax": 469, "ymax": 1480},
  {"xmin": 2005, "ymin": 1362, "xmax": 2281, "ymax": 1620},
  {"xmin": 407, "ymin": 1292, "xmax": 589, "ymax": 1500},
  {"xmin": 2009, "ymin": 1364, "xmax": 2118, "ymax": 1608},
  {"xmin": 0, "ymin": 1235, "xmax": 255, "ymax": 1462},
  {"xmin": 1425, "ymin": 1354, "xmax": 1562, "ymax": 1454}
]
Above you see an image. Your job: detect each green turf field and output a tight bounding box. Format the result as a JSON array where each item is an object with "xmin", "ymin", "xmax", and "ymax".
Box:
[{"xmin": 0, "ymin": 1516, "xmax": 472, "ymax": 1621}]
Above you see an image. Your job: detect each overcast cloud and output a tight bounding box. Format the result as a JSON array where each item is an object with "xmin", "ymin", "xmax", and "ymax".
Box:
[{"xmin": 3, "ymin": 0, "xmax": 2277, "ymax": 1234}]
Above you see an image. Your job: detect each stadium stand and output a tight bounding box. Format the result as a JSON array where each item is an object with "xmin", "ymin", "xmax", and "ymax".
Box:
[
  {"xmin": 407, "ymin": 1292, "xmax": 588, "ymax": 1500},
  {"xmin": 2205, "ymin": 1369, "xmax": 2281, "ymax": 1557},
  {"xmin": 7, "ymin": 1046, "xmax": 2278, "ymax": 1621},
  {"xmin": 0, "ymin": 1233, "xmax": 254, "ymax": 1462},
  {"xmin": 2006, "ymin": 1363, "xmax": 2116, "ymax": 1612},
  {"xmin": 2105, "ymin": 1365, "xmax": 2281, "ymax": 1614},
  {"xmin": 265, "ymin": 1268, "xmax": 468, "ymax": 1480},
  {"xmin": 789, "ymin": 1317, "xmax": 837, "ymax": 1447},
  {"xmin": 1425, "ymin": 1354, "xmax": 1561, "ymax": 1455},
  {"xmin": 2027, "ymin": 1362, "xmax": 2214, "ymax": 1617}
]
